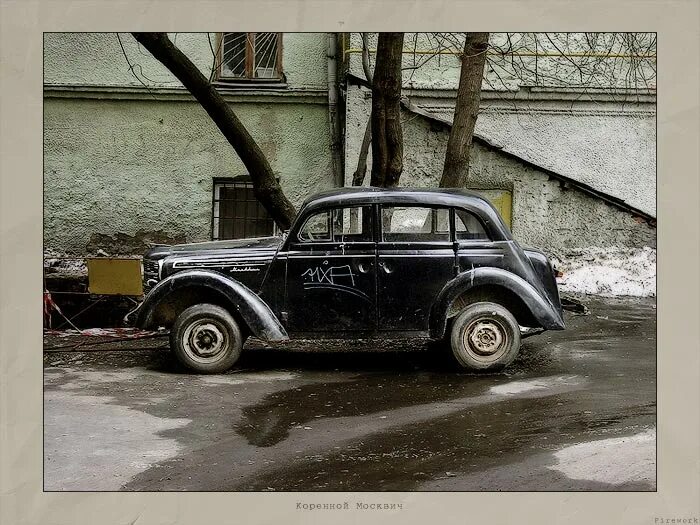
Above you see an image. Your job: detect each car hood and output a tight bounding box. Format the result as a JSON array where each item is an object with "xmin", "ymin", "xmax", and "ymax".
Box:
[
  {"xmin": 172, "ymin": 236, "xmax": 282, "ymax": 254},
  {"xmin": 145, "ymin": 236, "xmax": 282, "ymax": 259}
]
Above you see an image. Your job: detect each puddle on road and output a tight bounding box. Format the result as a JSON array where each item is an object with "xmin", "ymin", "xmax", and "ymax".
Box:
[
  {"xmin": 233, "ymin": 371, "xmax": 493, "ymax": 447},
  {"xmin": 234, "ymin": 372, "xmax": 587, "ymax": 450}
]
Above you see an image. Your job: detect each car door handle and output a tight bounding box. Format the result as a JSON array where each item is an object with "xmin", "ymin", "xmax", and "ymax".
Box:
[
  {"xmin": 356, "ymin": 261, "xmax": 372, "ymax": 274},
  {"xmin": 378, "ymin": 261, "xmax": 393, "ymax": 274}
]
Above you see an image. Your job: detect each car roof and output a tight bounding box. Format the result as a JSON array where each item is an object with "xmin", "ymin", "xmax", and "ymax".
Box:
[
  {"xmin": 294, "ymin": 187, "xmax": 512, "ymax": 241},
  {"xmin": 301, "ymin": 187, "xmax": 493, "ymax": 211},
  {"xmin": 300, "ymin": 187, "xmax": 500, "ymax": 221}
]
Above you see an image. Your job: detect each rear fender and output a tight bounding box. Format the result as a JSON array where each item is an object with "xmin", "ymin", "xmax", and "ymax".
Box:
[
  {"xmin": 429, "ymin": 267, "xmax": 565, "ymax": 339},
  {"xmin": 135, "ymin": 269, "xmax": 288, "ymax": 342}
]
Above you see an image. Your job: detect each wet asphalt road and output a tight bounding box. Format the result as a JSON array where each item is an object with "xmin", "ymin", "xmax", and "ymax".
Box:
[{"xmin": 43, "ymin": 297, "xmax": 656, "ymax": 491}]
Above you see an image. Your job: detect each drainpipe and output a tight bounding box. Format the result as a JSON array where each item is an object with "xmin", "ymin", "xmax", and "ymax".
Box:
[{"xmin": 327, "ymin": 32, "xmax": 344, "ymax": 187}]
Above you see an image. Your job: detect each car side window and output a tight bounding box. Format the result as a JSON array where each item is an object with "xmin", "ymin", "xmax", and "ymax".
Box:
[
  {"xmin": 382, "ymin": 206, "xmax": 450, "ymax": 242},
  {"xmin": 298, "ymin": 210, "xmax": 331, "ymax": 242},
  {"xmin": 298, "ymin": 206, "xmax": 372, "ymax": 243},
  {"xmin": 332, "ymin": 206, "xmax": 372, "ymax": 242},
  {"xmin": 455, "ymin": 208, "xmax": 489, "ymax": 240}
]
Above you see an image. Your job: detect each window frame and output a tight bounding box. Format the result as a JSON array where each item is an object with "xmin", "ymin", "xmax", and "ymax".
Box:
[
  {"xmin": 378, "ymin": 205, "xmax": 492, "ymax": 244},
  {"xmin": 211, "ymin": 176, "xmax": 276, "ymax": 240},
  {"xmin": 453, "ymin": 207, "xmax": 492, "ymax": 243},
  {"xmin": 379, "ymin": 204, "xmax": 454, "ymax": 244},
  {"xmin": 295, "ymin": 205, "xmax": 374, "ymax": 244},
  {"xmin": 296, "ymin": 209, "xmax": 333, "ymax": 243},
  {"xmin": 215, "ymin": 32, "xmax": 284, "ymax": 83}
]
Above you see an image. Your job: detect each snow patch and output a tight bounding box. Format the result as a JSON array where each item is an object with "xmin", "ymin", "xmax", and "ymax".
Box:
[
  {"xmin": 44, "ymin": 390, "xmax": 190, "ymax": 490},
  {"xmin": 553, "ymin": 247, "xmax": 655, "ymax": 297},
  {"xmin": 490, "ymin": 375, "xmax": 581, "ymax": 395},
  {"xmin": 199, "ymin": 371, "xmax": 298, "ymax": 385},
  {"xmin": 547, "ymin": 428, "xmax": 656, "ymax": 486},
  {"xmin": 43, "ymin": 249, "xmax": 87, "ymax": 277}
]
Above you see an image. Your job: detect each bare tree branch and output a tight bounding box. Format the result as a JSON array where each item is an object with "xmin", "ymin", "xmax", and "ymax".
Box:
[{"xmin": 131, "ymin": 32, "xmax": 296, "ymax": 229}]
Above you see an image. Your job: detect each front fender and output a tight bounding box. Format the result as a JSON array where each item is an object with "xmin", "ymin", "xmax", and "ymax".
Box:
[
  {"xmin": 429, "ymin": 267, "xmax": 565, "ymax": 339},
  {"xmin": 135, "ymin": 269, "xmax": 288, "ymax": 342}
]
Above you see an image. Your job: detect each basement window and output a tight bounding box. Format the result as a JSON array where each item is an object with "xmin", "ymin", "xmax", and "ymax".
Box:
[
  {"xmin": 212, "ymin": 177, "xmax": 275, "ymax": 240},
  {"xmin": 216, "ymin": 32, "xmax": 283, "ymax": 82}
]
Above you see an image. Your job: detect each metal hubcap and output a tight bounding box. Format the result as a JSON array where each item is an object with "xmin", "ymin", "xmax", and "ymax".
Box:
[
  {"xmin": 468, "ymin": 321, "xmax": 504, "ymax": 355},
  {"xmin": 183, "ymin": 320, "xmax": 228, "ymax": 361},
  {"xmin": 464, "ymin": 318, "xmax": 507, "ymax": 362}
]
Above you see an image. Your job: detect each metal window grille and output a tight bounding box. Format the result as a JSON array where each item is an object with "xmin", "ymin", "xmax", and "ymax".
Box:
[
  {"xmin": 212, "ymin": 178, "xmax": 275, "ymax": 240},
  {"xmin": 218, "ymin": 32, "xmax": 283, "ymax": 80}
]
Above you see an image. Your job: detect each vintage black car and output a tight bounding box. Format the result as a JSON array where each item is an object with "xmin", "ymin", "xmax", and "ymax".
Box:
[{"xmin": 135, "ymin": 188, "xmax": 564, "ymax": 373}]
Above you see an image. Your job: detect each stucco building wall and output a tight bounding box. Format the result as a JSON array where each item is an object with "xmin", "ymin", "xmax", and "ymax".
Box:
[
  {"xmin": 44, "ymin": 32, "xmax": 329, "ymax": 90},
  {"xmin": 344, "ymin": 32, "xmax": 657, "ymax": 217},
  {"xmin": 44, "ymin": 96, "xmax": 334, "ymax": 254},
  {"xmin": 44, "ymin": 32, "xmax": 656, "ymax": 258},
  {"xmin": 343, "ymin": 85, "xmax": 655, "ymax": 255},
  {"xmin": 44, "ymin": 32, "xmax": 334, "ymax": 255},
  {"xmin": 345, "ymin": 32, "xmax": 656, "ymax": 92}
]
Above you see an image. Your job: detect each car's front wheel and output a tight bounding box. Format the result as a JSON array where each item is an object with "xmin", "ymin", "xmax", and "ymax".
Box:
[
  {"xmin": 170, "ymin": 304, "xmax": 244, "ymax": 374},
  {"xmin": 450, "ymin": 302, "xmax": 521, "ymax": 372}
]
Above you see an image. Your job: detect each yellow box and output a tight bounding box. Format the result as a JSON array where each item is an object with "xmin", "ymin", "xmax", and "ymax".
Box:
[{"xmin": 86, "ymin": 258, "xmax": 143, "ymax": 296}]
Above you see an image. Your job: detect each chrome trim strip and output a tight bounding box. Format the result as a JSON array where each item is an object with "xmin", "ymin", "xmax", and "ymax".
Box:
[
  {"xmin": 286, "ymin": 253, "xmax": 376, "ymax": 258},
  {"xmin": 172, "ymin": 261, "xmax": 270, "ymax": 268},
  {"xmin": 377, "ymin": 253, "xmax": 456, "ymax": 258}
]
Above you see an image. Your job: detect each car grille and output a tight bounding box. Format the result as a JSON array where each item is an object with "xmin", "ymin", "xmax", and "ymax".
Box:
[{"xmin": 142, "ymin": 259, "xmax": 160, "ymax": 294}]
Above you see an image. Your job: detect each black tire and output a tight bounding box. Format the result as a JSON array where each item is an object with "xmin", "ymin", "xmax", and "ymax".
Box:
[
  {"xmin": 450, "ymin": 302, "xmax": 521, "ymax": 372},
  {"xmin": 170, "ymin": 304, "xmax": 244, "ymax": 374}
]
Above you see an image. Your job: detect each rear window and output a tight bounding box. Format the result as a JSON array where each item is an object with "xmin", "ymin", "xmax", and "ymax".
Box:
[{"xmin": 455, "ymin": 209, "xmax": 489, "ymax": 240}]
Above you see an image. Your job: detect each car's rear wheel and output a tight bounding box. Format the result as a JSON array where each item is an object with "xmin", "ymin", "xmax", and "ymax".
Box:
[
  {"xmin": 170, "ymin": 304, "xmax": 244, "ymax": 374},
  {"xmin": 450, "ymin": 302, "xmax": 521, "ymax": 372}
]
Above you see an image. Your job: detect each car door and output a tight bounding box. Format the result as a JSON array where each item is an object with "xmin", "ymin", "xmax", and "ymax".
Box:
[
  {"xmin": 285, "ymin": 205, "xmax": 377, "ymax": 333},
  {"xmin": 377, "ymin": 206, "xmax": 457, "ymax": 332}
]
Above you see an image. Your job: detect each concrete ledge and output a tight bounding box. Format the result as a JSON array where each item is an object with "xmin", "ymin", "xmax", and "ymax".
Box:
[{"xmin": 43, "ymin": 84, "xmax": 329, "ymax": 105}]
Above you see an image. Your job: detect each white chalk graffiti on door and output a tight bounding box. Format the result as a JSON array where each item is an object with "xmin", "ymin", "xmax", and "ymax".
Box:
[{"xmin": 301, "ymin": 262, "xmax": 370, "ymax": 301}]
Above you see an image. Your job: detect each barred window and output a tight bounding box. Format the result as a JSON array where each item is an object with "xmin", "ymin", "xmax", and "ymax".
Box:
[
  {"xmin": 212, "ymin": 177, "xmax": 275, "ymax": 240},
  {"xmin": 217, "ymin": 32, "xmax": 283, "ymax": 81}
]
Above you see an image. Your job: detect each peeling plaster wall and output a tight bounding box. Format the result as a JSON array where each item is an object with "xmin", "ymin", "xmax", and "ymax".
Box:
[
  {"xmin": 344, "ymin": 86, "xmax": 655, "ymax": 255},
  {"xmin": 44, "ymin": 97, "xmax": 334, "ymax": 254}
]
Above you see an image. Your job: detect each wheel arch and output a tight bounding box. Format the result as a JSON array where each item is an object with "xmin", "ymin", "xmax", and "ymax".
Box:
[
  {"xmin": 429, "ymin": 267, "xmax": 565, "ymax": 339},
  {"xmin": 135, "ymin": 270, "xmax": 288, "ymax": 342}
]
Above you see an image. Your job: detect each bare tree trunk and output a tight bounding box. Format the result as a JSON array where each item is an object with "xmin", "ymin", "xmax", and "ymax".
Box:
[
  {"xmin": 370, "ymin": 33, "xmax": 404, "ymax": 188},
  {"xmin": 352, "ymin": 121, "xmax": 372, "ymax": 186},
  {"xmin": 439, "ymin": 32, "xmax": 489, "ymax": 188},
  {"xmin": 351, "ymin": 33, "xmax": 374, "ymax": 187},
  {"xmin": 132, "ymin": 32, "xmax": 297, "ymax": 230}
]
